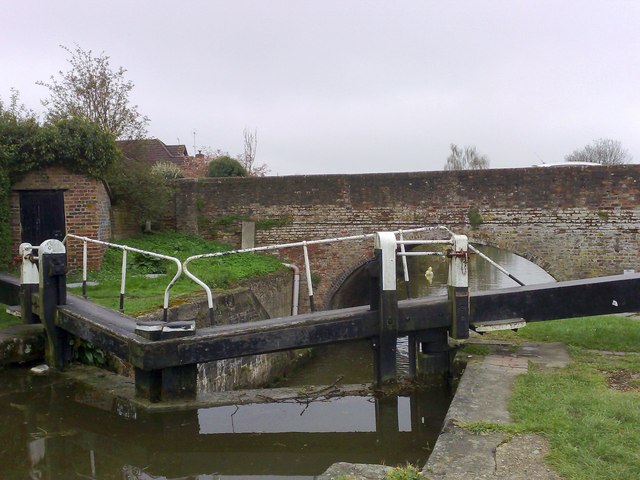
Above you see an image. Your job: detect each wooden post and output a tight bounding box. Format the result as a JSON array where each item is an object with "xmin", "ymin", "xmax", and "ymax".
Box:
[
  {"xmin": 373, "ymin": 232, "xmax": 399, "ymax": 385},
  {"xmin": 134, "ymin": 321, "xmax": 198, "ymax": 402},
  {"xmin": 38, "ymin": 239, "xmax": 70, "ymax": 369},
  {"xmin": 416, "ymin": 328, "xmax": 450, "ymax": 384},
  {"xmin": 448, "ymin": 234, "xmax": 470, "ymax": 340},
  {"xmin": 160, "ymin": 321, "xmax": 197, "ymax": 400},
  {"xmin": 134, "ymin": 321, "xmax": 165, "ymax": 402}
]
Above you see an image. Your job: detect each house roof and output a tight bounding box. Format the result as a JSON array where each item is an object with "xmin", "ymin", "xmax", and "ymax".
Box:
[{"xmin": 116, "ymin": 139, "xmax": 189, "ymax": 167}]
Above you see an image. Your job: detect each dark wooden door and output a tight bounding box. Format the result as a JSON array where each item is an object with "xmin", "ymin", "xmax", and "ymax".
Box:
[{"xmin": 19, "ymin": 190, "xmax": 66, "ymax": 245}]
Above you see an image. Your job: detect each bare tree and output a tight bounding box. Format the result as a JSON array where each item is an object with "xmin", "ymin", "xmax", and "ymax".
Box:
[
  {"xmin": 565, "ymin": 138, "xmax": 632, "ymax": 165},
  {"xmin": 237, "ymin": 127, "xmax": 269, "ymax": 176},
  {"xmin": 0, "ymin": 88, "xmax": 36, "ymax": 120},
  {"xmin": 444, "ymin": 144, "xmax": 489, "ymax": 170},
  {"xmin": 37, "ymin": 45, "xmax": 149, "ymax": 139}
]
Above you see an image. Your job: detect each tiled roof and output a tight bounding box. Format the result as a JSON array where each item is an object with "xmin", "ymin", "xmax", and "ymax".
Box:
[{"xmin": 116, "ymin": 139, "xmax": 188, "ymax": 167}]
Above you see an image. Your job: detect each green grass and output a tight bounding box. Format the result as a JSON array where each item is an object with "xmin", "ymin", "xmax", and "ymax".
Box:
[
  {"xmin": 384, "ymin": 465, "xmax": 423, "ymax": 480},
  {"xmin": 486, "ymin": 315, "xmax": 640, "ymax": 352},
  {"xmin": 67, "ymin": 232, "xmax": 284, "ymax": 315},
  {"xmin": 478, "ymin": 315, "xmax": 640, "ymax": 479},
  {"xmin": 510, "ymin": 362, "xmax": 640, "ymax": 480},
  {"xmin": 459, "ymin": 343, "xmax": 491, "ymax": 356},
  {"xmin": 0, "ymin": 304, "xmax": 20, "ymax": 328}
]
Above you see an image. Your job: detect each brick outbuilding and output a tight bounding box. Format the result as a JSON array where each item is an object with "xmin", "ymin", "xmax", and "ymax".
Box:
[{"xmin": 10, "ymin": 165, "xmax": 111, "ymax": 270}]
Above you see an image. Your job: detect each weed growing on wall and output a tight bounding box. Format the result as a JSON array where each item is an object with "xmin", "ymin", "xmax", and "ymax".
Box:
[
  {"xmin": 468, "ymin": 207, "xmax": 484, "ymax": 228},
  {"xmin": 255, "ymin": 216, "xmax": 292, "ymax": 230}
]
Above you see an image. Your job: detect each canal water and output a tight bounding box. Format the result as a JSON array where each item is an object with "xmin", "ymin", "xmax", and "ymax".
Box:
[{"xmin": 0, "ymin": 245, "xmax": 554, "ymax": 479}]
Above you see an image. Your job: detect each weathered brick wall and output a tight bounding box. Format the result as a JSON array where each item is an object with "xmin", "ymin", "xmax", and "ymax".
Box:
[
  {"xmin": 10, "ymin": 166, "xmax": 111, "ymax": 270},
  {"xmin": 110, "ymin": 190, "xmax": 177, "ymax": 239},
  {"xmin": 171, "ymin": 165, "xmax": 640, "ymax": 310}
]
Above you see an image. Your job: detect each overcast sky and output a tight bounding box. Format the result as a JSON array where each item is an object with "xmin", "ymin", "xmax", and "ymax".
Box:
[{"xmin": 2, "ymin": 1, "xmax": 638, "ymax": 175}]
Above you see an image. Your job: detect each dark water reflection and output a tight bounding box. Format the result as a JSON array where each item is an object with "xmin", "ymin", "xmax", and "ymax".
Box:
[{"xmin": 0, "ymin": 367, "xmax": 449, "ymax": 479}]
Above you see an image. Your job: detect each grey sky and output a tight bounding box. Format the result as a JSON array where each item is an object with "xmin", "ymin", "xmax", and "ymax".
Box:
[{"xmin": 2, "ymin": 1, "xmax": 638, "ymax": 175}]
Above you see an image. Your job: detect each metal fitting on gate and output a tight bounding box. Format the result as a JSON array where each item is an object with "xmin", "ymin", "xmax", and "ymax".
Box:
[{"xmin": 446, "ymin": 248, "xmax": 469, "ymax": 261}]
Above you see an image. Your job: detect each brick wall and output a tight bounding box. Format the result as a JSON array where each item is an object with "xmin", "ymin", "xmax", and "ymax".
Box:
[
  {"xmin": 10, "ymin": 166, "xmax": 111, "ymax": 270},
  {"xmin": 171, "ymin": 165, "xmax": 640, "ymax": 310}
]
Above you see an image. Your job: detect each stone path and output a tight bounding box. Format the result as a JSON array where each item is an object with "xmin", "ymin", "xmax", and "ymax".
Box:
[{"xmin": 423, "ymin": 345, "xmax": 566, "ymax": 480}]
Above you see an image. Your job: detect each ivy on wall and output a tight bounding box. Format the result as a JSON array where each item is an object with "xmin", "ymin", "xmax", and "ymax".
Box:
[{"xmin": 0, "ymin": 107, "xmax": 120, "ymax": 268}]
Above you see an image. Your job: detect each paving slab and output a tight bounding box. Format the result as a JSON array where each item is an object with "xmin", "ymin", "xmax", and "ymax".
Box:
[
  {"xmin": 445, "ymin": 355, "xmax": 527, "ymax": 425},
  {"xmin": 423, "ymin": 420, "xmax": 507, "ymax": 479},
  {"xmin": 518, "ymin": 342, "xmax": 570, "ymax": 369},
  {"xmin": 319, "ymin": 462, "xmax": 393, "ymax": 480}
]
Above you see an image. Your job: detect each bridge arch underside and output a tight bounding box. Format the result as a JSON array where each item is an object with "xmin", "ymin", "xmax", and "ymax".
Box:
[
  {"xmin": 327, "ymin": 259, "xmax": 372, "ymax": 310},
  {"xmin": 323, "ymin": 226, "xmax": 639, "ymax": 311}
]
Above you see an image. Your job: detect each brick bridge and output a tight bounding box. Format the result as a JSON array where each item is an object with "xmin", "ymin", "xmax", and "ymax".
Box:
[{"xmin": 168, "ymin": 165, "xmax": 640, "ymax": 311}]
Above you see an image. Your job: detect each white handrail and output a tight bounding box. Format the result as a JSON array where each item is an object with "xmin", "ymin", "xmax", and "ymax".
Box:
[
  {"xmin": 63, "ymin": 234, "xmax": 183, "ymax": 320},
  {"xmin": 182, "ymin": 225, "xmax": 453, "ymax": 316}
]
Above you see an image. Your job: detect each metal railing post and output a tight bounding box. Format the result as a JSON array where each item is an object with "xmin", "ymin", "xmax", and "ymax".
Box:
[
  {"xmin": 120, "ymin": 249, "xmax": 127, "ymax": 312},
  {"xmin": 64, "ymin": 234, "xmax": 183, "ymax": 321},
  {"xmin": 302, "ymin": 242, "xmax": 315, "ymax": 312},
  {"xmin": 82, "ymin": 240, "xmax": 88, "ymax": 298},
  {"xmin": 282, "ymin": 263, "xmax": 300, "ymax": 316},
  {"xmin": 398, "ymin": 230, "xmax": 411, "ymax": 299},
  {"xmin": 182, "ymin": 226, "xmax": 456, "ymax": 318}
]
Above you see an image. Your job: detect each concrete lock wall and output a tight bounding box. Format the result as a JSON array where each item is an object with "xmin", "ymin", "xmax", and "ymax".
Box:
[
  {"xmin": 168, "ymin": 165, "xmax": 640, "ymax": 311},
  {"xmin": 139, "ymin": 270, "xmax": 300, "ymax": 391}
]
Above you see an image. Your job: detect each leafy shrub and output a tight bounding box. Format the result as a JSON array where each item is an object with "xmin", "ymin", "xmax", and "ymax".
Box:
[
  {"xmin": 208, "ymin": 156, "xmax": 247, "ymax": 177},
  {"xmin": 106, "ymin": 158, "xmax": 173, "ymax": 226},
  {"xmin": 151, "ymin": 161, "xmax": 184, "ymax": 179}
]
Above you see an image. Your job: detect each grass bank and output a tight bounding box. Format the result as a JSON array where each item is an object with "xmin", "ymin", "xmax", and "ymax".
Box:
[
  {"xmin": 67, "ymin": 232, "xmax": 285, "ymax": 316},
  {"xmin": 481, "ymin": 315, "xmax": 640, "ymax": 480},
  {"xmin": 0, "ymin": 307, "xmax": 18, "ymax": 328}
]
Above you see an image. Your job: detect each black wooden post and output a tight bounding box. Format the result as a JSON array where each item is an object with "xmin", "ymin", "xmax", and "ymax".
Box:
[
  {"xmin": 160, "ymin": 321, "xmax": 198, "ymax": 400},
  {"xmin": 38, "ymin": 239, "xmax": 70, "ymax": 369},
  {"xmin": 134, "ymin": 321, "xmax": 164, "ymax": 402},
  {"xmin": 416, "ymin": 328, "xmax": 450, "ymax": 384},
  {"xmin": 373, "ymin": 232, "xmax": 399, "ymax": 385},
  {"xmin": 134, "ymin": 321, "xmax": 198, "ymax": 402},
  {"xmin": 19, "ymin": 243, "xmax": 39, "ymax": 324}
]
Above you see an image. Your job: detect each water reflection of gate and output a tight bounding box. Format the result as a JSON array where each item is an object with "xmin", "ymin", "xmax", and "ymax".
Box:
[{"xmin": 2, "ymin": 381, "xmax": 450, "ymax": 479}]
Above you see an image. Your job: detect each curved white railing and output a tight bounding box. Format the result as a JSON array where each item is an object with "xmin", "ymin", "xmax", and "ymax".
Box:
[{"xmin": 63, "ymin": 234, "xmax": 183, "ymax": 320}]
